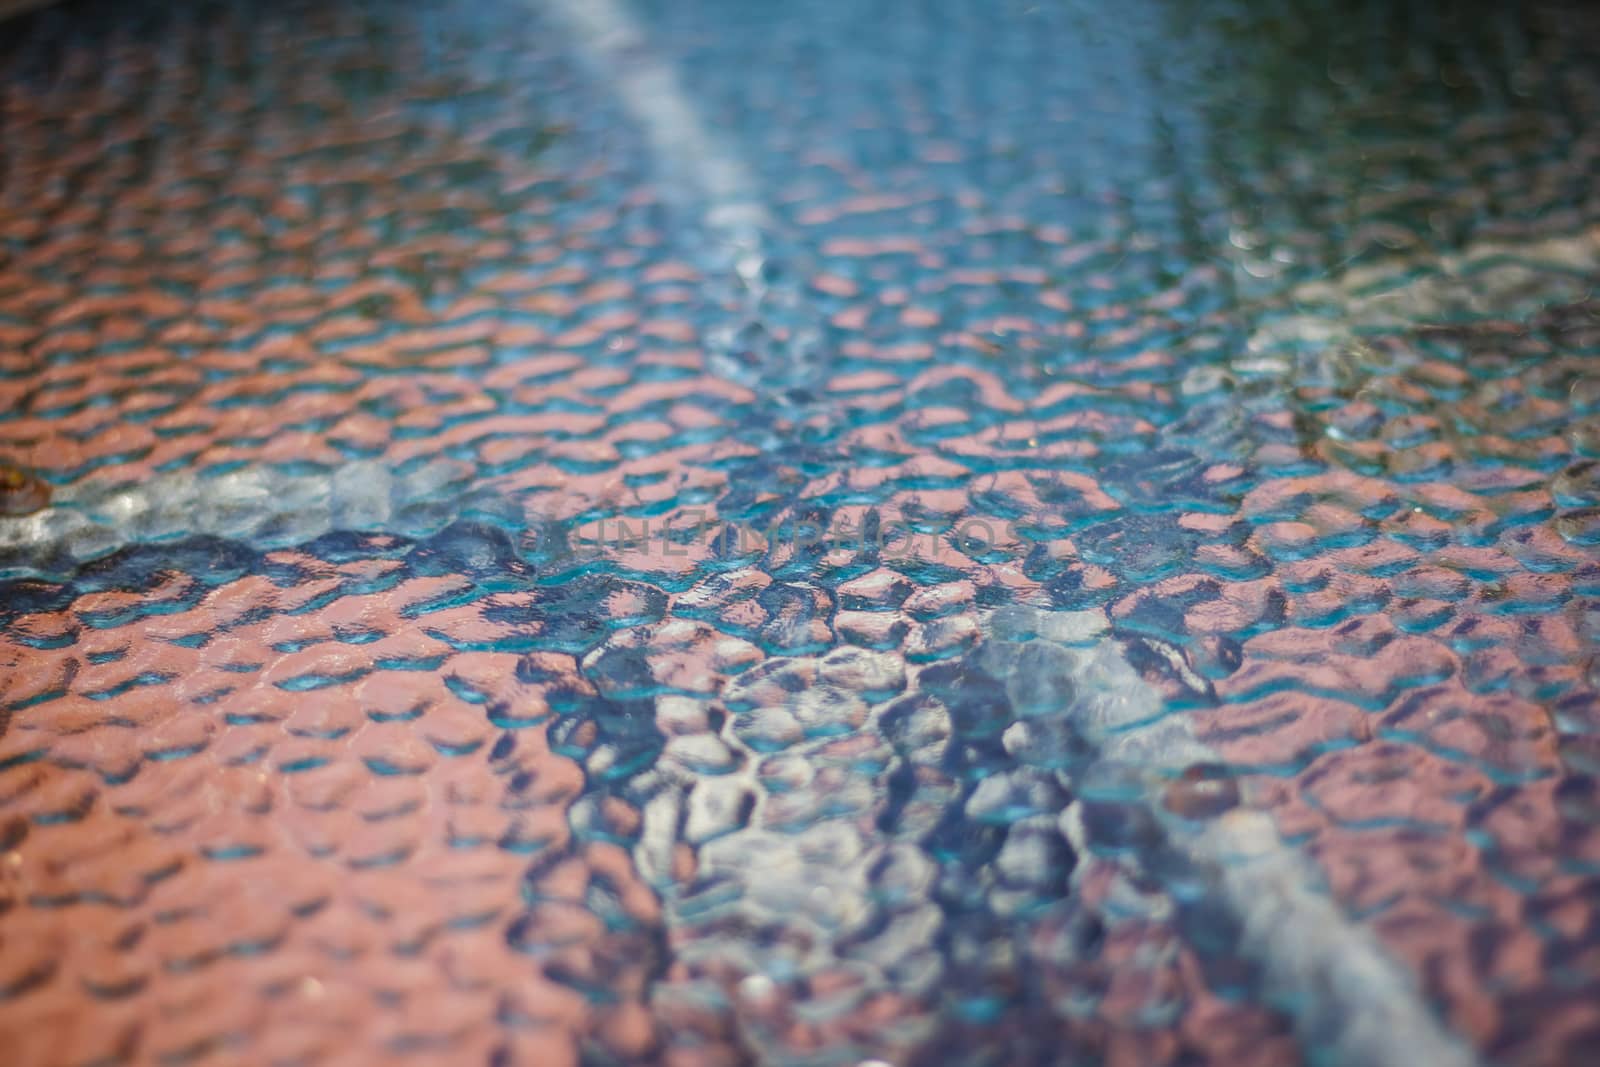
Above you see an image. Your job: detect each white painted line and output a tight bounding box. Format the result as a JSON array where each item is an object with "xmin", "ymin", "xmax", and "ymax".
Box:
[
  {"xmin": 530, "ymin": 1, "xmax": 1485, "ymax": 1061},
  {"xmin": 535, "ymin": 0, "xmax": 771, "ymax": 247},
  {"xmin": 1058, "ymin": 623, "xmax": 1479, "ymax": 1067}
]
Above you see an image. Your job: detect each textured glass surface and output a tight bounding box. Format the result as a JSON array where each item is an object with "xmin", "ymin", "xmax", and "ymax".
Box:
[{"xmin": 1, "ymin": 1, "xmax": 1598, "ymax": 1065}]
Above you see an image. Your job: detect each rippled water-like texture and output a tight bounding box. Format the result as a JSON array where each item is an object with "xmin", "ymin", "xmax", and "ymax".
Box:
[{"xmin": 1, "ymin": 1, "xmax": 1599, "ymax": 1065}]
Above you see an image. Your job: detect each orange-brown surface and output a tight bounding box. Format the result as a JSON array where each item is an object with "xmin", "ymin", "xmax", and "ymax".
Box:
[{"xmin": 3, "ymin": 0, "xmax": 1600, "ymax": 1065}]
